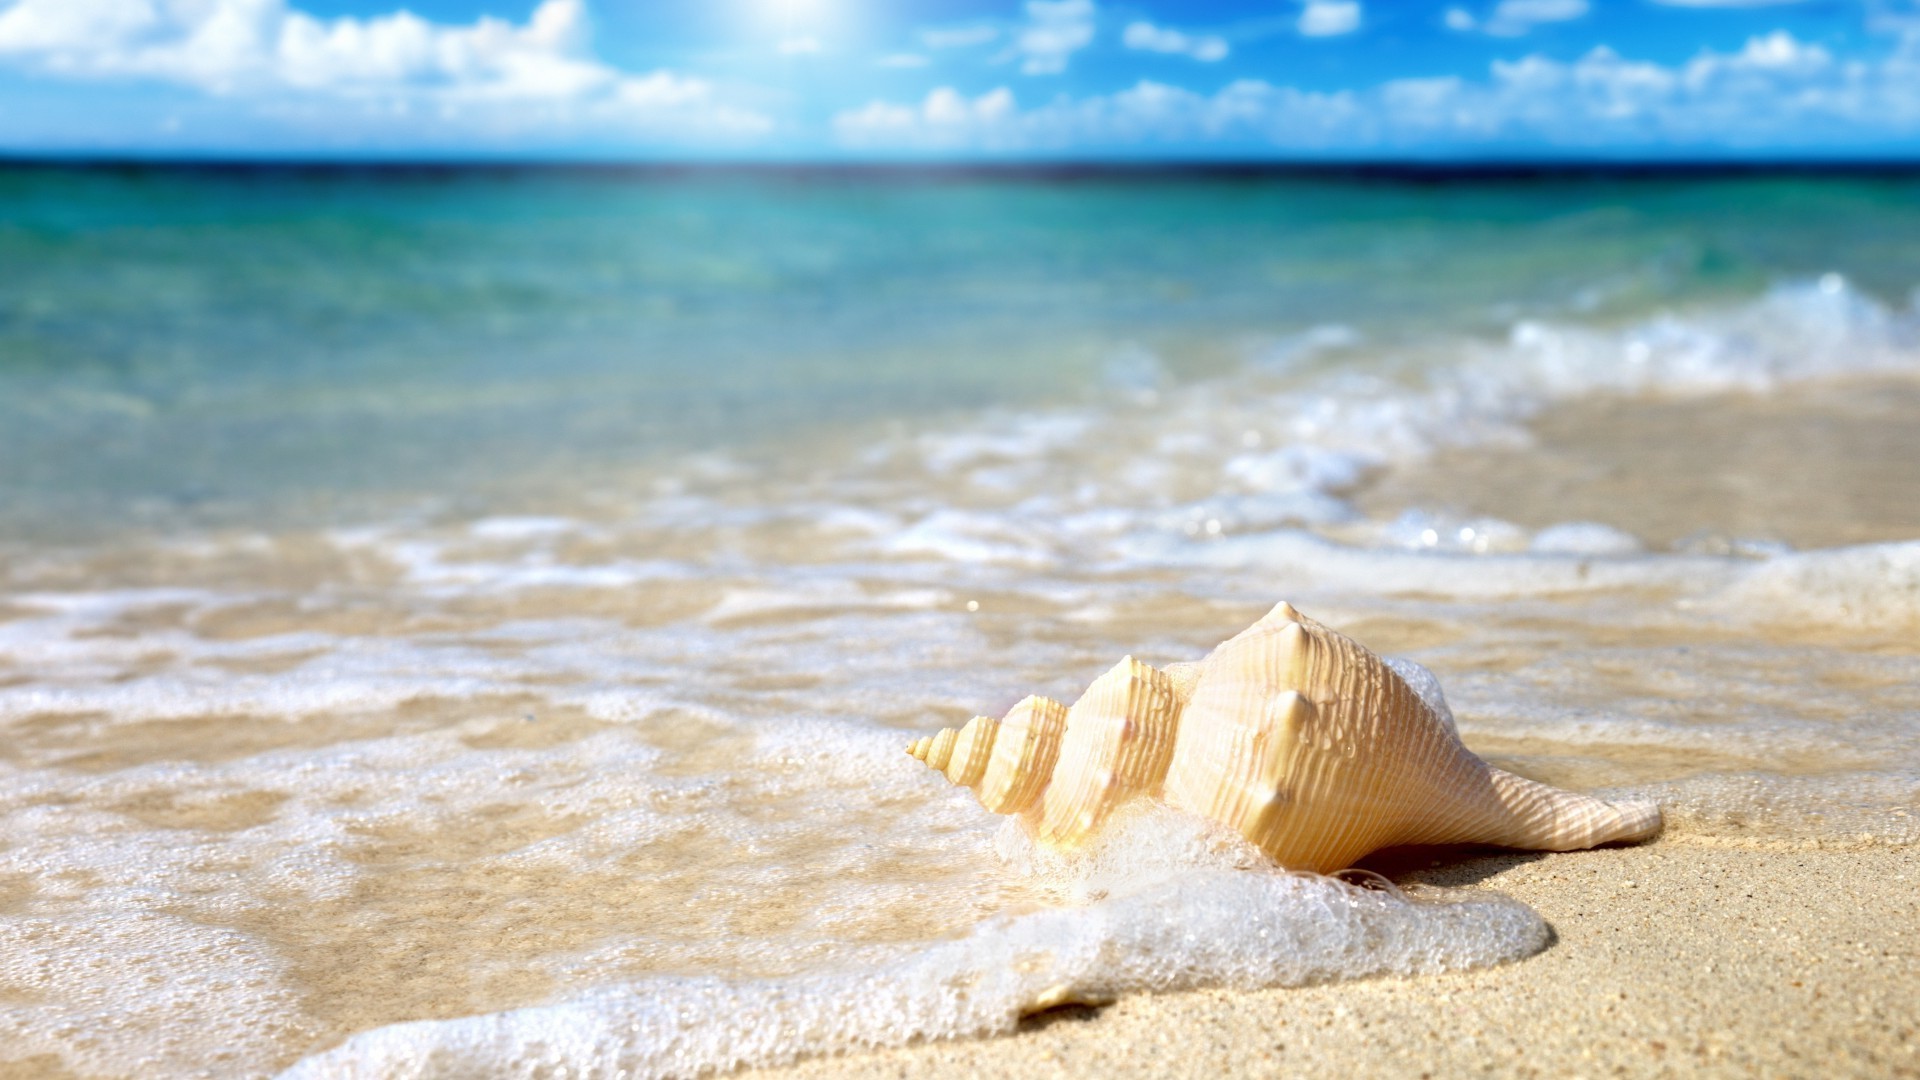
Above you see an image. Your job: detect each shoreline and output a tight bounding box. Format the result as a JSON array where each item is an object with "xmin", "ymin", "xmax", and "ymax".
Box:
[{"xmin": 750, "ymin": 841, "xmax": 1918, "ymax": 1079}]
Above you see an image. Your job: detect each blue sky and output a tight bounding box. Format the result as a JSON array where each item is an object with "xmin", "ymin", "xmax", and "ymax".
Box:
[{"xmin": 2, "ymin": 0, "xmax": 1919, "ymax": 158}]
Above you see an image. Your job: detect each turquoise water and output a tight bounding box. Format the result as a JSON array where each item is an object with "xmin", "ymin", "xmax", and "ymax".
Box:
[{"xmin": 6, "ymin": 164, "xmax": 1920, "ymax": 537}]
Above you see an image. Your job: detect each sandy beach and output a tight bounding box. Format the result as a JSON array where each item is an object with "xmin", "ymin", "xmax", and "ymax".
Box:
[
  {"xmin": 6, "ymin": 166, "xmax": 1920, "ymax": 1079},
  {"xmin": 755, "ymin": 841, "xmax": 1918, "ymax": 1079}
]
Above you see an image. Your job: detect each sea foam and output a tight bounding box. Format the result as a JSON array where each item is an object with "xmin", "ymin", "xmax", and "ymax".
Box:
[{"xmin": 280, "ymin": 808, "xmax": 1547, "ymax": 1080}]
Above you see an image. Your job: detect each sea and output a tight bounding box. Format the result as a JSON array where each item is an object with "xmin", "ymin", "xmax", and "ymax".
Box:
[{"xmin": 2, "ymin": 163, "xmax": 1917, "ymax": 1079}]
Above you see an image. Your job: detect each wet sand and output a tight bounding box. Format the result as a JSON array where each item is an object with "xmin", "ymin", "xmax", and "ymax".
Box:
[
  {"xmin": 1356, "ymin": 378, "xmax": 1920, "ymax": 551},
  {"xmin": 755, "ymin": 841, "xmax": 1919, "ymax": 1079}
]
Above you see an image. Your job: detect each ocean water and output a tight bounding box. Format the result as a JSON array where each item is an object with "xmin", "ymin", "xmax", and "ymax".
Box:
[{"xmin": 2, "ymin": 164, "xmax": 1918, "ymax": 1078}]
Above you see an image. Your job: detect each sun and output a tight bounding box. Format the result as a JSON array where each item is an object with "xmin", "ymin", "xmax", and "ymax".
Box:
[
  {"xmin": 756, "ymin": 0, "xmax": 834, "ymax": 25},
  {"xmin": 749, "ymin": 0, "xmax": 852, "ymax": 37}
]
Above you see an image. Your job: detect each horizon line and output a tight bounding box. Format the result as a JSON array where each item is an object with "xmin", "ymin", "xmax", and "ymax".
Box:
[{"xmin": 9, "ymin": 153, "xmax": 1920, "ymax": 181}]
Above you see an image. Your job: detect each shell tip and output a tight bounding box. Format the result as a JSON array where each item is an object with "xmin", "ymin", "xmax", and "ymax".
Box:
[{"xmin": 1610, "ymin": 799, "xmax": 1664, "ymax": 844}]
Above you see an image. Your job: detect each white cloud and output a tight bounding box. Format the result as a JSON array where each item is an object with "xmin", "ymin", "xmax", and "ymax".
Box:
[
  {"xmin": 1122, "ymin": 21, "xmax": 1229, "ymax": 62},
  {"xmin": 920, "ymin": 25, "xmax": 1000, "ymax": 50},
  {"xmin": 836, "ymin": 78, "xmax": 1361, "ymax": 150},
  {"xmin": 835, "ymin": 85, "xmax": 1019, "ymax": 148},
  {"xmin": 1445, "ymin": 8, "xmax": 1478, "ymax": 31},
  {"xmin": 0, "ymin": 0, "xmax": 770, "ymax": 139},
  {"xmin": 830, "ymin": 31, "xmax": 1920, "ymax": 152},
  {"xmin": 1298, "ymin": 0, "xmax": 1362, "ymax": 37},
  {"xmin": 1480, "ymin": 0, "xmax": 1590, "ymax": 36},
  {"xmin": 778, "ymin": 35, "xmax": 822, "ymax": 56},
  {"xmin": 1011, "ymin": 0, "xmax": 1095, "ymax": 75},
  {"xmin": 1649, "ymin": 0, "xmax": 1812, "ymax": 6}
]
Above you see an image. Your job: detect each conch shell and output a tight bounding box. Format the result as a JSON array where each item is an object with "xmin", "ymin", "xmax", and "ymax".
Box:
[{"xmin": 909, "ymin": 601, "xmax": 1660, "ymax": 874}]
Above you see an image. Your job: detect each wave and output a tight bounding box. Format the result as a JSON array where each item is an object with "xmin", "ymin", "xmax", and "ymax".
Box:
[{"xmin": 280, "ymin": 809, "xmax": 1545, "ymax": 1080}]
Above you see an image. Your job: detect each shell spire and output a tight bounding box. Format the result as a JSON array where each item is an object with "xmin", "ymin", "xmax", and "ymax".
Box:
[
  {"xmin": 909, "ymin": 695, "xmax": 1070, "ymax": 814},
  {"xmin": 909, "ymin": 600, "xmax": 1661, "ymax": 874}
]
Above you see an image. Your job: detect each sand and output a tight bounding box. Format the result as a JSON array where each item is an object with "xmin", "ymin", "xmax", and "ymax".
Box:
[
  {"xmin": 1354, "ymin": 378, "xmax": 1920, "ymax": 550},
  {"xmin": 750, "ymin": 841, "xmax": 1918, "ymax": 1079}
]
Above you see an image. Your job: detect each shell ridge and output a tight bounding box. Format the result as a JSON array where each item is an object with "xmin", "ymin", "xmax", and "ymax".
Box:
[
  {"xmin": 977, "ymin": 695, "xmax": 1069, "ymax": 815},
  {"xmin": 1480, "ymin": 767, "xmax": 1663, "ymax": 850},
  {"xmin": 1033, "ymin": 657, "xmax": 1180, "ymax": 846}
]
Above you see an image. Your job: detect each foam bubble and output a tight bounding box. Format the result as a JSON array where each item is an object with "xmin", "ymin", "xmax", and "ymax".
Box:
[
  {"xmin": 884, "ymin": 510, "xmax": 1057, "ymax": 566},
  {"xmin": 1119, "ymin": 527, "xmax": 1736, "ymax": 599},
  {"xmin": 1530, "ymin": 522, "xmax": 1647, "ymax": 557},
  {"xmin": 0, "ymin": 912, "xmax": 309, "ymax": 1078},
  {"xmin": 1384, "ymin": 656, "xmax": 1458, "ymax": 736},
  {"xmin": 467, "ymin": 516, "xmax": 580, "ymax": 541},
  {"xmin": 1708, "ymin": 540, "xmax": 1920, "ymax": 632},
  {"xmin": 281, "ymin": 808, "xmax": 1547, "ymax": 1080}
]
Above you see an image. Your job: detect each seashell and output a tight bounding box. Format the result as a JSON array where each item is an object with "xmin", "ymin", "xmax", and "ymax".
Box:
[{"xmin": 909, "ymin": 601, "xmax": 1661, "ymax": 874}]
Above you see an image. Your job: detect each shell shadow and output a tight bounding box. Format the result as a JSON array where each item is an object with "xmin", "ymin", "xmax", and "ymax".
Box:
[
  {"xmin": 1016, "ymin": 1002, "xmax": 1108, "ymax": 1033},
  {"xmin": 1357, "ymin": 845, "xmax": 1551, "ymax": 887}
]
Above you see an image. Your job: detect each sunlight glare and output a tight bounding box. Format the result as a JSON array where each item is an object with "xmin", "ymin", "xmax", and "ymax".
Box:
[{"xmin": 755, "ymin": 0, "xmax": 836, "ymax": 30}]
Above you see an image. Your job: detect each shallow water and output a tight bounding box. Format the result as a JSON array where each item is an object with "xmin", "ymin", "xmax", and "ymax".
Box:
[
  {"xmin": 1, "ymin": 166, "xmax": 1918, "ymax": 1078},
  {"xmin": 1357, "ymin": 376, "xmax": 1920, "ymax": 549}
]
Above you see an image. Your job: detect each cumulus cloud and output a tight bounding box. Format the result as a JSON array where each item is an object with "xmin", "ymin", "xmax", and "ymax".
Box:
[
  {"xmin": 1298, "ymin": 0, "xmax": 1362, "ymax": 37},
  {"xmin": 1451, "ymin": 0, "xmax": 1591, "ymax": 36},
  {"xmin": 1123, "ymin": 21, "xmax": 1229, "ymax": 62},
  {"xmin": 0, "ymin": 0, "xmax": 769, "ymax": 138},
  {"xmin": 1011, "ymin": 0, "xmax": 1096, "ymax": 75},
  {"xmin": 831, "ymin": 30, "xmax": 1920, "ymax": 152},
  {"xmin": 836, "ymin": 79, "xmax": 1359, "ymax": 150},
  {"xmin": 834, "ymin": 86, "xmax": 1020, "ymax": 149}
]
